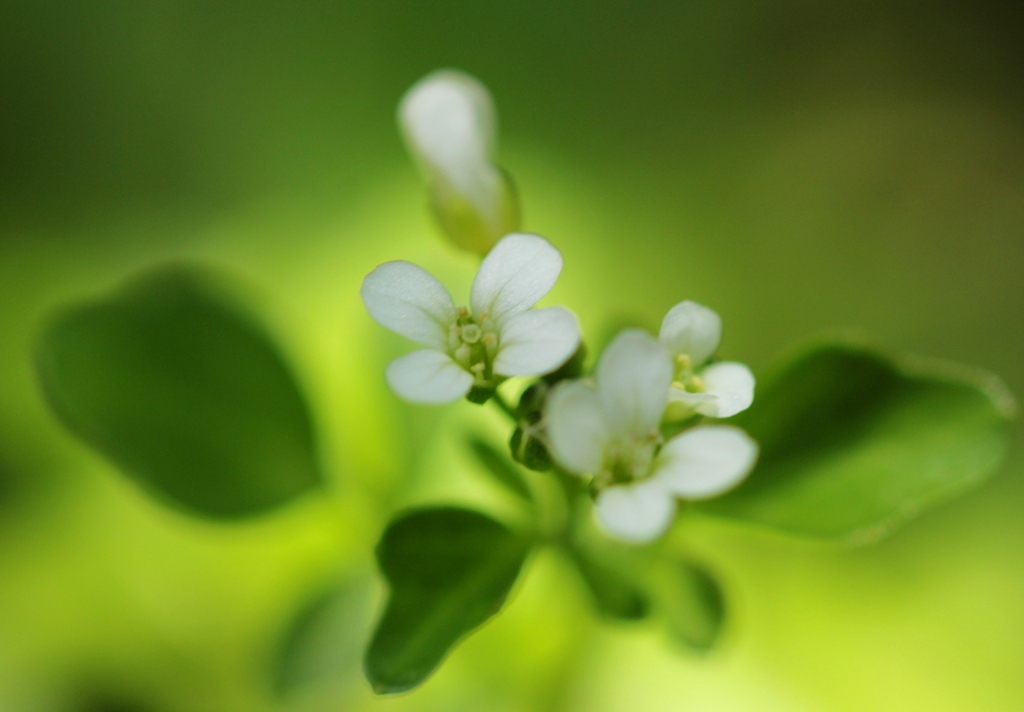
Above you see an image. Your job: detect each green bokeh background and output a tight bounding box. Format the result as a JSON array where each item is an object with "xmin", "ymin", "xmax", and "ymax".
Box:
[{"xmin": 2, "ymin": 1, "xmax": 1022, "ymax": 710}]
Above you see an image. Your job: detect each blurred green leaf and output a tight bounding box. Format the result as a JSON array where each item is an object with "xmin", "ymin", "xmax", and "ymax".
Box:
[
  {"xmin": 275, "ymin": 577, "xmax": 375, "ymax": 700},
  {"xmin": 566, "ymin": 549, "xmax": 649, "ymax": 621},
  {"xmin": 699, "ymin": 340, "xmax": 1016, "ymax": 542},
  {"xmin": 365, "ymin": 507, "xmax": 532, "ymax": 694},
  {"xmin": 35, "ymin": 264, "xmax": 321, "ymax": 518},
  {"xmin": 564, "ymin": 509, "xmax": 651, "ymax": 621},
  {"xmin": 467, "ymin": 435, "xmax": 533, "ymax": 502},
  {"xmin": 654, "ymin": 557, "xmax": 726, "ymax": 651}
]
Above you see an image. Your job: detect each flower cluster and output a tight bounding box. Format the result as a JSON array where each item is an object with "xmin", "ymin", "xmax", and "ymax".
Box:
[
  {"xmin": 361, "ymin": 69, "xmax": 759, "ymax": 544},
  {"xmin": 546, "ymin": 325, "xmax": 756, "ymax": 543}
]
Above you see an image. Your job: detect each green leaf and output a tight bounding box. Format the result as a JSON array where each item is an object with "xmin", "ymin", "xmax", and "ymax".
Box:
[
  {"xmin": 699, "ymin": 339, "xmax": 1016, "ymax": 542},
  {"xmin": 274, "ymin": 577, "xmax": 375, "ymax": 699},
  {"xmin": 365, "ymin": 507, "xmax": 531, "ymax": 694},
  {"xmin": 654, "ymin": 557, "xmax": 726, "ymax": 651},
  {"xmin": 564, "ymin": 510, "xmax": 651, "ymax": 620},
  {"xmin": 566, "ymin": 548, "xmax": 649, "ymax": 620},
  {"xmin": 467, "ymin": 436, "xmax": 533, "ymax": 502},
  {"xmin": 35, "ymin": 264, "xmax": 321, "ymax": 518}
]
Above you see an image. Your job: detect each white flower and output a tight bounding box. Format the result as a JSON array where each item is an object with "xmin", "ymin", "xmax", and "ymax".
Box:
[
  {"xmin": 361, "ymin": 233, "xmax": 580, "ymax": 404},
  {"xmin": 399, "ymin": 69, "xmax": 519, "ymax": 255},
  {"xmin": 659, "ymin": 300, "xmax": 755, "ymax": 419},
  {"xmin": 546, "ymin": 330, "xmax": 758, "ymax": 543}
]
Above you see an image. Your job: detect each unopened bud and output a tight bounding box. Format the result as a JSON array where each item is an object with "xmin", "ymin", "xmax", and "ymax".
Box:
[
  {"xmin": 399, "ymin": 69, "xmax": 520, "ymax": 256},
  {"xmin": 510, "ymin": 426, "xmax": 552, "ymax": 472}
]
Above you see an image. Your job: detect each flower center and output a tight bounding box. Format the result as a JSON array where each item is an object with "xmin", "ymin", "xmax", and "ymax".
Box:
[
  {"xmin": 449, "ymin": 305, "xmax": 499, "ymax": 384},
  {"xmin": 595, "ymin": 430, "xmax": 662, "ymax": 488},
  {"xmin": 670, "ymin": 353, "xmax": 705, "ymax": 394}
]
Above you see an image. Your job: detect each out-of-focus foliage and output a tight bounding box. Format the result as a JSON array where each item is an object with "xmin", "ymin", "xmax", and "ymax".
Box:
[
  {"xmin": 564, "ymin": 536, "xmax": 651, "ymax": 622},
  {"xmin": 653, "ymin": 556, "xmax": 726, "ymax": 652},
  {"xmin": 702, "ymin": 341, "xmax": 1014, "ymax": 542},
  {"xmin": 36, "ymin": 264, "xmax": 321, "ymax": 517},
  {"xmin": 274, "ymin": 576, "xmax": 375, "ymax": 702}
]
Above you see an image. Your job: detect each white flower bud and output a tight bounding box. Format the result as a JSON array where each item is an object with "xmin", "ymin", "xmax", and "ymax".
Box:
[{"xmin": 398, "ymin": 69, "xmax": 520, "ymax": 256}]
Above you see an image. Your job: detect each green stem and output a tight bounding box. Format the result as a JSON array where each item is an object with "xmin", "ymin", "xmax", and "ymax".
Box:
[
  {"xmin": 546, "ymin": 465, "xmax": 588, "ymax": 545},
  {"xmin": 491, "ymin": 391, "xmax": 518, "ymax": 422}
]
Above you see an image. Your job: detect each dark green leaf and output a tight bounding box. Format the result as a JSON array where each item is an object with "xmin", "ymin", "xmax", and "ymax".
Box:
[
  {"xmin": 467, "ymin": 436, "xmax": 533, "ymax": 502},
  {"xmin": 654, "ymin": 557, "xmax": 726, "ymax": 651},
  {"xmin": 275, "ymin": 577, "xmax": 375, "ymax": 699},
  {"xmin": 35, "ymin": 264, "xmax": 321, "ymax": 518},
  {"xmin": 365, "ymin": 507, "xmax": 531, "ymax": 694},
  {"xmin": 699, "ymin": 339, "xmax": 1016, "ymax": 542}
]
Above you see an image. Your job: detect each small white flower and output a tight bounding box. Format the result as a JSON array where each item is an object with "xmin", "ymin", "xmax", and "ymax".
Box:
[
  {"xmin": 546, "ymin": 330, "xmax": 758, "ymax": 543},
  {"xmin": 361, "ymin": 233, "xmax": 580, "ymax": 404},
  {"xmin": 399, "ymin": 69, "xmax": 519, "ymax": 255},
  {"xmin": 659, "ymin": 300, "xmax": 755, "ymax": 419}
]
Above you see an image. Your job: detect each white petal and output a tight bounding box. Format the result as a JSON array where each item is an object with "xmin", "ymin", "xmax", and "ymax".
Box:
[
  {"xmin": 493, "ymin": 307, "xmax": 581, "ymax": 377},
  {"xmin": 595, "ymin": 330, "xmax": 673, "ymax": 438},
  {"xmin": 665, "ymin": 362, "xmax": 754, "ymax": 418},
  {"xmin": 659, "ymin": 300, "xmax": 721, "ymax": 366},
  {"xmin": 361, "ymin": 261, "xmax": 456, "ymax": 349},
  {"xmin": 656, "ymin": 426, "xmax": 758, "ymax": 499},
  {"xmin": 545, "ymin": 380, "xmax": 609, "ymax": 475},
  {"xmin": 697, "ymin": 362, "xmax": 755, "ymax": 418},
  {"xmin": 385, "ymin": 349, "xmax": 473, "ymax": 405},
  {"xmin": 398, "ymin": 70, "xmax": 496, "ymax": 200},
  {"xmin": 595, "ymin": 479, "xmax": 676, "ymax": 543},
  {"xmin": 470, "ymin": 233, "xmax": 563, "ymax": 329}
]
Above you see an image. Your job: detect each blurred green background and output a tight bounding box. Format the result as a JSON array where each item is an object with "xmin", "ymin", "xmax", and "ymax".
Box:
[{"xmin": 1, "ymin": 1, "xmax": 1023, "ymax": 710}]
